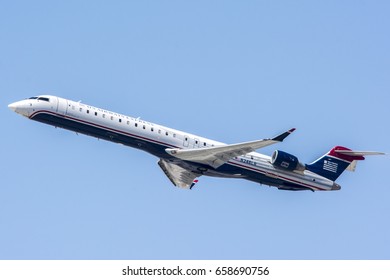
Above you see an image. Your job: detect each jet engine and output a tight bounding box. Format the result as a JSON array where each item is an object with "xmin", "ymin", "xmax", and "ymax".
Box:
[{"xmin": 271, "ymin": 150, "xmax": 305, "ymax": 171}]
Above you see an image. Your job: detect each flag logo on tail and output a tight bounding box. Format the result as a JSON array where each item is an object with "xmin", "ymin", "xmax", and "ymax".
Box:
[{"xmin": 323, "ymin": 160, "xmax": 338, "ymax": 173}]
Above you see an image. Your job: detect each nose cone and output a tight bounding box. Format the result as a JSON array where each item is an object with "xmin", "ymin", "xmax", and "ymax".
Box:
[
  {"xmin": 332, "ymin": 183, "xmax": 341, "ymax": 191},
  {"xmin": 8, "ymin": 102, "xmax": 17, "ymax": 112},
  {"xmin": 8, "ymin": 100, "xmax": 30, "ymax": 117}
]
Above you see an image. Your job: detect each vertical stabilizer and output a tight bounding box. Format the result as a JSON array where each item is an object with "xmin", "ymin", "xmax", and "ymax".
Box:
[{"xmin": 306, "ymin": 146, "xmax": 366, "ymax": 181}]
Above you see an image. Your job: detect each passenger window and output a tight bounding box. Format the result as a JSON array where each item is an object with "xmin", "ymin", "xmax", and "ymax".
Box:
[
  {"xmin": 87, "ymin": 110, "xmax": 90, "ymax": 114},
  {"xmin": 119, "ymin": 119, "xmax": 122, "ymax": 123},
  {"xmin": 79, "ymin": 108, "xmax": 82, "ymax": 112},
  {"xmin": 95, "ymin": 112, "xmax": 97, "ymax": 116},
  {"xmin": 173, "ymin": 133, "xmax": 176, "ymax": 138},
  {"xmin": 110, "ymin": 116, "xmax": 113, "ymax": 120},
  {"xmin": 158, "ymin": 130, "xmax": 161, "ymax": 134},
  {"xmin": 143, "ymin": 125, "xmax": 146, "ymax": 129},
  {"xmin": 127, "ymin": 121, "xmax": 130, "ymax": 125},
  {"xmin": 151, "ymin": 127, "xmax": 154, "ymax": 132},
  {"xmin": 103, "ymin": 114, "xmax": 105, "ymax": 118},
  {"xmin": 135, "ymin": 123, "xmax": 138, "ymax": 127},
  {"xmin": 165, "ymin": 132, "xmax": 168, "ymax": 136},
  {"xmin": 204, "ymin": 142, "xmax": 206, "ymax": 146}
]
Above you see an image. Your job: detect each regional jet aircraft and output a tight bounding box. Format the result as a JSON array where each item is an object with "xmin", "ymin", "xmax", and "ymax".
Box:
[{"xmin": 8, "ymin": 95, "xmax": 384, "ymax": 191}]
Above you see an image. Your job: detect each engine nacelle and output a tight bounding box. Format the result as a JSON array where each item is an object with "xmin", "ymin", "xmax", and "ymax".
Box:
[{"xmin": 271, "ymin": 150, "xmax": 305, "ymax": 171}]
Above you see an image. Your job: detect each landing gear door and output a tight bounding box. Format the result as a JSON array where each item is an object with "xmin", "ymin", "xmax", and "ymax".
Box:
[{"xmin": 56, "ymin": 97, "xmax": 68, "ymax": 115}]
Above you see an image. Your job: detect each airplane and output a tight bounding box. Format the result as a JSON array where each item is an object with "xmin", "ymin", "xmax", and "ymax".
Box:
[{"xmin": 8, "ymin": 95, "xmax": 384, "ymax": 192}]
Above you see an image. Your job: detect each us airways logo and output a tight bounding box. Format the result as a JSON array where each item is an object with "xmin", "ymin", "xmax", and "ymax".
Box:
[{"xmin": 323, "ymin": 160, "xmax": 338, "ymax": 173}]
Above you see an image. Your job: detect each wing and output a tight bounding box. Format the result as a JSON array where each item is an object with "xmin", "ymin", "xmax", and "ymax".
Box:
[
  {"xmin": 165, "ymin": 128, "xmax": 295, "ymax": 169},
  {"xmin": 158, "ymin": 159, "xmax": 200, "ymax": 189}
]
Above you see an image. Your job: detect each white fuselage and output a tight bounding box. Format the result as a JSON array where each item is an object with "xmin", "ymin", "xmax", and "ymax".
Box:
[{"xmin": 9, "ymin": 95, "xmax": 337, "ymax": 191}]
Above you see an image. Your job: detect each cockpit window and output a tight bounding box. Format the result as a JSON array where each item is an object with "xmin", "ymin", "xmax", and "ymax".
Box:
[
  {"xmin": 29, "ymin": 97, "xmax": 38, "ymax": 99},
  {"xmin": 38, "ymin": 97, "xmax": 50, "ymax": 102}
]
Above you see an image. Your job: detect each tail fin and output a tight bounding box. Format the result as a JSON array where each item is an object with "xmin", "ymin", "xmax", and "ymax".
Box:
[{"xmin": 306, "ymin": 146, "xmax": 369, "ymax": 181}]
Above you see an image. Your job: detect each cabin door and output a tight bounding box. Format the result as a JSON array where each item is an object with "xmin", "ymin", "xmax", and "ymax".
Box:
[{"xmin": 56, "ymin": 97, "xmax": 68, "ymax": 115}]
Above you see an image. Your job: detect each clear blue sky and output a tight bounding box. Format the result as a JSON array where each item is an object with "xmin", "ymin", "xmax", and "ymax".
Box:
[{"xmin": 1, "ymin": 1, "xmax": 389, "ymax": 259}]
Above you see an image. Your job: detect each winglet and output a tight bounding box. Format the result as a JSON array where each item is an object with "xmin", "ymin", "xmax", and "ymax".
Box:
[
  {"xmin": 189, "ymin": 179, "xmax": 199, "ymax": 190},
  {"xmin": 272, "ymin": 128, "xmax": 296, "ymax": 142}
]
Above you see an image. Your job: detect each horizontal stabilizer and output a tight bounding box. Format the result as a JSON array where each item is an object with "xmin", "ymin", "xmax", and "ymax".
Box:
[
  {"xmin": 334, "ymin": 150, "xmax": 385, "ymax": 157},
  {"xmin": 338, "ymin": 150, "xmax": 385, "ymax": 173}
]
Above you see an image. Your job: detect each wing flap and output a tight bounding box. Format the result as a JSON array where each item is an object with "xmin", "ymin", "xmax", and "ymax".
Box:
[
  {"xmin": 158, "ymin": 159, "xmax": 200, "ymax": 189},
  {"xmin": 166, "ymin": 128, "xmax": 295, "ymax": 168}
]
